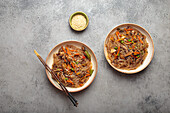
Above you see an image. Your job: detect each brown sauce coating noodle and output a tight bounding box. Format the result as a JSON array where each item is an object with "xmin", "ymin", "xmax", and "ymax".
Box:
[
  {"xmin": 52, "ymin": 45, "xmax": 93, "ymax": 88},
  {"xmin": 106, "ymin": 26, "xmax": 148, "ymax": 70}
]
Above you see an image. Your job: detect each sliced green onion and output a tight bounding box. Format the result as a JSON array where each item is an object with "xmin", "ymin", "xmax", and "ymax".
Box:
[
  {"xmin": 128, "ymin": 39, "xmax": 131, "ymax": 42},
  {"xmin": 114, "ymin": 47, "xmax": 118, "ymax": 50},
  {"xmin": 71, "ymin": 68, "xmax": 74, "ymax": 71},
  {"xmin": 121, "ymin": 40, "xmax": 124, "ymax": 44},
  {"xmin": 117, "ymin": 53, "xmax": 120, "ymax": 56},
  {"xmin": 73, "ymin": 61, "xmax": 78, "ymax": 64},
  {"xmin": 137, "ymin": 55, "xmax": 140, "ymax": 58},
  {"xmin": 65, "ymin": 78, "xmax": 68, "ymax": 80},
  {"xmin": 132, "ymin": 41, "xmax": 134, "ymax": 43}
]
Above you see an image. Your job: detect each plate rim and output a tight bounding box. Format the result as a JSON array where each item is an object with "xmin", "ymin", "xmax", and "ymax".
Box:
[
  {"xmin": 46, "ymin": 40, "xmax": 98, "ymax": 92},
  {"xmin": 104, "ymin": 23, "xmax": 154, "ymax": 74}
]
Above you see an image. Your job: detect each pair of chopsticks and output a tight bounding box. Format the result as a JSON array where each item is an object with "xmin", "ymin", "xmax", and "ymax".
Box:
[{"xmin": 34, "ymin": 50, "xmax": 78, "ymax": 107}]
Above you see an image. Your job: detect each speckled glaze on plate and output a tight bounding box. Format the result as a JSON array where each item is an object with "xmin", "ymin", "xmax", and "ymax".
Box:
[
  {"xmin": 46, "ymin": 41, "xmax": 98, "ymax": 92},
  {"xmin": 104, "ymin": 23, "xmax": 154, "ymax": 74}
]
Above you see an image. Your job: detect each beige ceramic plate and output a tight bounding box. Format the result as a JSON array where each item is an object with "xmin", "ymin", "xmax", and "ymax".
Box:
[
  {"xmin": 46, "ymin": 41, "xmax": 98, "ymax": 92},
  {"xmin": 104, "ymin": 23, "xmax": 154, "ymax": 74}
]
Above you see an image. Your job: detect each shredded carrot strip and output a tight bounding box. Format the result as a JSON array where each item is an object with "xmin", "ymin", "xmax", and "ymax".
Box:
[
  {"xmin": 62, "ymin": 46, "xmax": 66, "ymax": 53},
  {"xmin": 70, "ymin": 49, "xmax": 77, "ymax": 52},
  {"xmin": 87, "ymin": 70, "xmax": 90, "ymax": 73},
  {"xmin": 116, "ymin": 46, "xmax": 120, "ymax": 56},
  {"xmin": 134, "ymin": 52, "xmax": 140, "ymax": 54},
  {"xmin": 125, "ymin": 42, "xmax": 132, "ymax": 44},
  {"xmin": 64, "ymin": 59, "xmax": 67, "ymax": 62},
  {"xmin": 127, "ymin": 29, "xmax": 133, "ymax": 31},
  {"xmin": 110, "ymin": 37, "xmax": 114, "ymax": 41},
  {"xmin": 65, "ymin": 47, "xmax": 71, "ymax": 55},
  {"xmin": 74, "ymin": 53, "xmax": 80, "ymax": 56},
  {"xmin": 79, "ymin": 84, "xmax": 83, "ymax": 86},
  {"xmin": 122, "ymin": 56, "xmax": 125, "ymax": 59},
  {"xmin": 133, "ymin": 52, "xmax": 140, "ymax": 55},
  {"xmin": 116, "ymin": 31, "xmax": 119, "ymax": 38},
  {"xmin": 82, "ymin": 55, "xmax": 86, "ymax": 59},
  {"xmin": 74, "ymin": 64, "xmax": 77, "ymax": 67},
  {"xmin": 67, "ymin": 79, "xmax": 74, "ymax": 84},
  {"xmin": 71, "ymin": 56, "xmax": 75, "ymax": 61},
  {"xmin": 124, "ymin": 28, "xmax": 127, "ymax": 32},
  {"xmin": 73, "ymin": 67, "xmax": 76, "ymax": 73},
  {"xmin": 114, "ymin": 56, "xmax": 117, "ymax": 60},
  {"xmin": 76, "ymin": 72, "xmax": 81, "ymax": 75},
  {"xmin": 69, "ymin": 50, "xmax": 74, "ymax": 52},
  {"xmin": 71, "ymin": 62, "xmax": 74, "ymax": 68},
  {"xmin": 67, "ymin": 64, "xmax": 71, "ymax": 70},
  {"xmin": 131, "ymin": 36, "xmax": 134, "ymax": 40},
  {"xmin": 70, "ymin": 72, "xmax": 73, "ymax": 75},
  {"xmin": 117, "ymin": 36, "xmax": 126, "ymax": 41},
  {"xmin": 137, "ymin": 35, "xmax": 143, "ymax": 44},
  {"xmin": 85, "ymin": 74, "xmax": 90, "ymax": 77}
]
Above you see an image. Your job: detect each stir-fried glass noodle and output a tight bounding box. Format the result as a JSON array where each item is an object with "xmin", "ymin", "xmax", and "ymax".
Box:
[
  {"xmin": 106, "ymin": 26, "xmax": 148, "ymax": 70},
  {"xmin": 52, "ymin": 45, "xmax": 94, "ymax": 88}
]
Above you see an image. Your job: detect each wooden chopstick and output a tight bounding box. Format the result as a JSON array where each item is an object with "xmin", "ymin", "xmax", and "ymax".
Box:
[{"xmin": 34, "ymin": 50, "xmax": 78, "ymax": 107}]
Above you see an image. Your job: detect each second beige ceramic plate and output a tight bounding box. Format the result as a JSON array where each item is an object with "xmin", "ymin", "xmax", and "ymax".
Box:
[
  {"xmin": 104, "ymin": 23, "xmax": 154, "ymax": 74},
  {"xmin": 46, "ymin": 41, "xmax": 98, "ymax": 92}
]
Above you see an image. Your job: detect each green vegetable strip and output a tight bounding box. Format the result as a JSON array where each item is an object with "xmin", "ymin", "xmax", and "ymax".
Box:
[
  {"xmin": 85, "ymin": 50, "xmax": 91, "ymax": 60},
  {"xmin": 114, "ymin": 47, "xmax": 118, "ymax": 50},
  {"xmin": 65, "ymin": 78, "xmax": 68, "ymax": 80},
  {"xmin": 71, "ymin": 68, "xmax": 74, "ymax": 71},
  {"xmin": 89, "ymin": 69, "xmax": 94, "ymax": 75}
]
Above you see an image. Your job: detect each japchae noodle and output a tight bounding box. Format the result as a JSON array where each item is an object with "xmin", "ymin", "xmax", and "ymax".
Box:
[
  {"xmin": 106, "ymin": 26, "xmax": 148, "ymax": 70},
  {"xmin": 52, "ymin": 45, "xmax": 93, "ymax": 88}
]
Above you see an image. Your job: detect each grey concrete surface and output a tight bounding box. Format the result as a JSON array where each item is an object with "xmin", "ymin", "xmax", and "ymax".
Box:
[{"xmin": 0, "ymin": 0, "xmax": 170, "ymax": 113}]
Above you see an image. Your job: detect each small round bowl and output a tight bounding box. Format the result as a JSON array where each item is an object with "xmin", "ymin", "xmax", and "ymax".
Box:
[
  {"xmin": 69, "ymin": 11, "xmax": 89, "ymax": 31},
  {"xmin": 104, "ymin": 23, "xmax": 154, "ymax": 74},
  {"xmin": 46, "ymin": 41, "xmax": 98, "ymax": 92}
]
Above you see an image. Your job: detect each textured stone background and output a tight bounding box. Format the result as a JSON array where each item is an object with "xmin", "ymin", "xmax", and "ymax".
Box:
[{"xmin": 0, "ymin": 0, "xmax": 170, "ymax": 113}]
